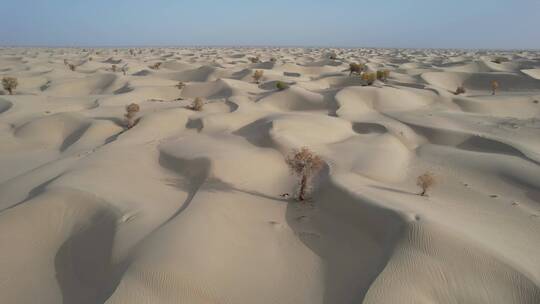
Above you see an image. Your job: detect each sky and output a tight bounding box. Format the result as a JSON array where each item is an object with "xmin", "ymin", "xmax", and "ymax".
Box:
[{"xmin": 0, "ymin": 0, "xmax": 539, "ymax": 49}]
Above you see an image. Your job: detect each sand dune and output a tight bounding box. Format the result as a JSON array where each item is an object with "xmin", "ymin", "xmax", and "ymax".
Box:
[{"xmin": 1, "ymin": 47, "xmax": 540, "ymax": 304}]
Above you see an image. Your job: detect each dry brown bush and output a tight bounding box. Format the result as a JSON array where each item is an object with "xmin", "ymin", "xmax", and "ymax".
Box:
[
  {"xmin": 149, "ymin": 62, "xmax": 162, "ymax": 70},
  {"xmin": 455, "ymin": 85, "xmax": 466, "ymax": 95},
  {"xmin": 2, "ymin": 77, "xmax": 18, "ymax": 95},
  {"xmin": 491, "ymin": 80, "xmax": 499, "ymax": 95},
  {"xmin": 176, "ymin": 81, "xmax": 186, "ymax": 90},
  {"xmin": 252, "ymin": 70, "xmax": 264, "ymax": 83},
  {"xmin": 188, "ymin": 97, "xmax": 204, "ymax": 111},
  {"xmin": 417, "ymin": 172, "xmax": 435, "ymax": 196},
  {"xmin": 286, "ymin": 147, "xmax": 324, "ymax": 201},
  {"xmin": 349, "ymin": 63, "xmax": 365, "ymax": 76},
  {"xmin": 125, "ymin": 103, "xmax": 140, "ymax": 129}
]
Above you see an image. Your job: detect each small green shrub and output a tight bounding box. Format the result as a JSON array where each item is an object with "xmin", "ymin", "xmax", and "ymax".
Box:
[
  {"xmin": 376, "ymin": 70, "xmax": 390, "ymax": 81},
  {"xmin": 276, "ymin": 81, "xmax": 288, "ymax": 91},
  {"xmin": 361, "ymin": 72, "xmax": 376, "ymax": 86}
]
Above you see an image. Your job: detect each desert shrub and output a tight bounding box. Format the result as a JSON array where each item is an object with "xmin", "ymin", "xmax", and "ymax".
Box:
[
  {"xmin": 68, "ymin": 64, "xmax": 76, "ymax": 71},
  {"xmin": 328, "ymin": 52, "xmax": 337, "ymax": 60},
  {"xmin": 188, "ymin": 97, "xmax": 204, "ymax": 111},
  {"xmin": 491, "ymin": 80, "xmax": 499, "ymax": 95},
  {"xmin": 252, "ymin": 70, "xmax": 264, "ymax": 83},
  {"xmin": 2, "ymin": 77, "xmax": 18, "ymax": 95},
  {"xmin": 417, "ymin": 172, "xmax": 435, "ymax": 196},
  {"xmin": 454, "ymin": 85, "xmax": 466, "ymax": 95},
  {"xmin": 270, "ymin": 57, "xmax": 277, "ymax": 62},
  {"xmin": 376, "ymin": 70, "xmax": 390, "ymax": 81},
  {"xmin": 124, "ymin": 103, "xmax": 140, "ymax": 129},
  {"xmin": 249, "ymin": 56, "xmax": 260, "ymax": 63},
  {"xmin": 176, "ymin": 81, "xmax": 185, "ymax": 90},
  {"xmin": 63, "ymin": 59, "xmax": 68, "ymax": 65},
  {"xmin": 492, "ymin": 57, "xmax": 508, "ymax": 64},
  {"xmin": 88, "ymin": 57, "xmax": 93, "ymax": 61},
  {"xmin": 361, "ymin": 72, "xmax": 376, "ymax": 86},
  {"xmin": 276, "ymin": 81, "xmax": 288, "ymax": 91},
  {"xmin": 149, "ymin": 62, "xmax": 162, "ymax": 70},
  {"xmin": 111, "ymin": 64, "xmax": 117, "ymax": 72},
  {"xmin": 121, "ymin": 65, "xmax": 128, "ymax": 75},
  {"xmin": 349, "ymin": 63, "xmax": 365, "ymax": 76},
  {"xmin": 285, "ymin": 147, "xmax": 324, "ymax": 201}
]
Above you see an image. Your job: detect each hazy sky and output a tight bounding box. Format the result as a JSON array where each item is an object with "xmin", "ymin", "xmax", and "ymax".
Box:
[{"xmin": 1, "ymin": 0, "xmax": 539, "ymax": 49}]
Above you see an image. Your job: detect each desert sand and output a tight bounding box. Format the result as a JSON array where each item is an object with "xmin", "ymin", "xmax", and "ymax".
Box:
[{"xmin": 1, "ymin": 47, "xmax": 540, "ymax": 303}]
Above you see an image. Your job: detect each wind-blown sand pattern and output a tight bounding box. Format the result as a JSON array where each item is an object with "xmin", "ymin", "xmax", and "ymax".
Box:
[{"xmin": 1, "ymin": 47, "xmax": 540, "ymax": 304}]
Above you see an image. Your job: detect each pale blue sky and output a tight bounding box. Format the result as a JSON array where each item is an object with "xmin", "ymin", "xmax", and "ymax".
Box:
[{"xmin": 1, "ymin": 0, "xmax": 539, "ymax": 49}]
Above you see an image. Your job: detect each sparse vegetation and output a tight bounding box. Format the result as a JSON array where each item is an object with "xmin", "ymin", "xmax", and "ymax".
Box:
[
  {"xmin": 124, "ymin": 103, "xmax": 140, "ymax": 129},
  {"xmin": 248, "ymin": 56, "xmax": 260, "ymax": 63},
  {"xmin": 361, "ymin": 72, "xmax": 376, "ymax": 86},
  {"xmin": 68, "ymin": 63, "xmax": 76, "ymax": 71},
  {"xmin": 252, "ymin": 70, "xmax": 264, "ymax": 84},
  {"xmin": 188, "ymin": 97, "xmax": 204, "ymax": 111},
  {"xmin": 491, "ymin": 80, "xmax": 499, "ymax": 95},
  {"xmin": 2, "ymin": 77, "xmax": 18, "ymax": 95},
  {"xmin": 349, "ymin": 63, "xmax": 365, "ymax": 76},
  {"xmin": 492, "ymin": 57, "xmax": 508, "ymax": 64},
  {"xmin": 328, "ymin": 52, "xmax": 337, "ymax": 60},
  {"xmin": 176, "ymin": 81, "xmax": 186, "ymax": 90},
  {"xmin": 121, "ymin": 65, "xmax": 128, "ymax": 76},
  {"xmin": 455, "ymin": 85, "xmax": 466, "ymax": 95},
  {"xmin": 112, "ymin": 64, "xmax": 117, "ymax": 72},
  {"xmin": 276, "ymin": 81, "xmax": 288, "ymax": 91},
  {"xmin": 376, "ymin": 70, "xmax": 390, "ymax": 81},
  {"xmin": 149, "ymin": 62, "xmax": 162, "ymax": 70},
  {"xmin": 63, "ymin": 59, "xmax": 68, "ymax": 66},
  {"xmin": 417, "ymin": 172, "xmax": 435, "ymax": 196},
  {"xmin": 285, "ymin": 147, "xmax": 324, "ymax": 201}
]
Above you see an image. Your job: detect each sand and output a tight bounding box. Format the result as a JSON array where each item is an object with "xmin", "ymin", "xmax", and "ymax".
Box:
[{"xmin": 1, "ymin": 47, "xmax": 540, "ymax": 303}]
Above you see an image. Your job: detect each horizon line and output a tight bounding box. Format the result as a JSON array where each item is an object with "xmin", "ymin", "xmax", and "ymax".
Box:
[{"xmin": 1, "ymin": 44, "xmax": 539, "ymax": 52}]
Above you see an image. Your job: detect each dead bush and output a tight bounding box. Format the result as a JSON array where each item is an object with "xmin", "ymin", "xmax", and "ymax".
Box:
[{"xmin": 286, "ymin": 147, "xmax": 324, "ymax": 201}]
